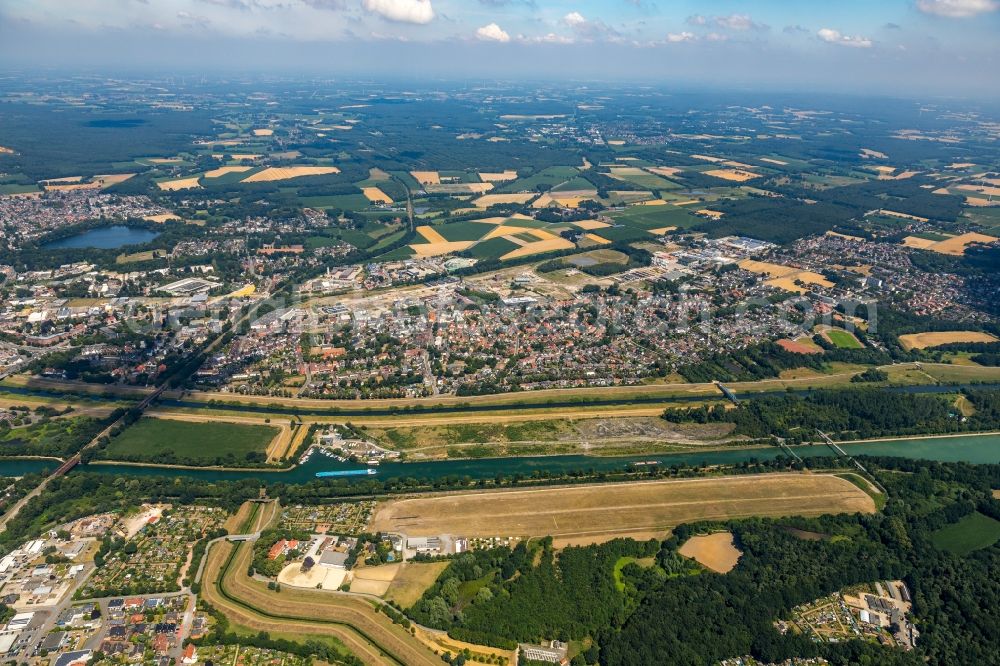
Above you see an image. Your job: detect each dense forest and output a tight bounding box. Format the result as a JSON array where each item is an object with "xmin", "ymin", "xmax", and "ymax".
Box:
[
  {"xmin": 662, "ymin": 387, "xmax": 1000, "ymax": 443},
  {"xmin": 405, "ymin": 457, "xmax": 1000, "ymax": 665}
]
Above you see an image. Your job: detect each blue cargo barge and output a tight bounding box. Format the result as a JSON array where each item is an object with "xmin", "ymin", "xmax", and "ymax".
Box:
[{"xmin": 316, "ymin": 468, "xmax": 378, "ymax": 478}]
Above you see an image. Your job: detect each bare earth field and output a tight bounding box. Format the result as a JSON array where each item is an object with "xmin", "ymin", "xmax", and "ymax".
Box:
[
  {"xmin": 679, "ymin": 532, "xmax": 742, "ymax": 573},
  {"xmin": 898, "ymin": 331, "xmax": 999, "ymax": 350},
  {"xmin": 370, "ymin": 474, "xmax": 875, "ymax": 540}
]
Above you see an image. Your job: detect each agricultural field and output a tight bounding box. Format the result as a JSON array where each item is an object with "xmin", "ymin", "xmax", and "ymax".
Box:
[
  {"xmin": 384, "ymin": 562, "xmax": 451, "ymax": 608},
  {"xmin": 409, "ymin": 216, "xmax": 574, "ymax": 261},
  {"xmin": 898, "ymin": 331, "xmax": 999, "ymax": 350},
  {"xmin": 931, "ymin": 512, "xmax": 1000, "ymax": 556},
  {"xmin": 370, "ymin": 474, "xmax": 876, "ymax": 541},
  {"xmin": 678, "ymin": 532, "xmax": 743, "ymax": 573},
  {"xmin": 99, "ymin": 417, "xmax": 279, "ymax": 466}
]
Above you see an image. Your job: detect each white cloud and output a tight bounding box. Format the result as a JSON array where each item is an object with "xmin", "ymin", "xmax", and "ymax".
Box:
[
  {"xmin": 817, "ymin": 28, "xmax": 873, "ymax": 48},
  {"xmin": 916, "ymin": 0, "xmax": 998, "ymax": 16},
  {"xmin": 666, "ymin": 31, "xmax": 696, "ymax": 43},
  {"xmin": 362, "ymin": 0, "xmax": 434, "ymax": 24},
  {"xmin": 714, "ymin": 13, "xmax": 767, "ymax": 31},
  {"xmin": 563, "ymin": 11, "xmax": 586, "ymax": 27},
  {"xmin": 476, "ymin": 22, "xmax": 510, "ymax": 42},
  {"xmin": 705, "ymin": 32, "xmax": 728, "ymax": 42},
  {"xmin": 686, "ymin": 14, "xmax": 707, "ymax": 26}
]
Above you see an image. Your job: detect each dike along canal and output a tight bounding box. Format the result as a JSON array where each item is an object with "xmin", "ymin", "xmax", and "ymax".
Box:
[{"xmin": 2, "ymin": 433, "xmax": 999, "ymax": 485}]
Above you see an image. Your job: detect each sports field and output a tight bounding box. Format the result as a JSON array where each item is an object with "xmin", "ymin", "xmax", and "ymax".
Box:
[
  {"xmin": 825, "ymin": 329, "xmax": 864, "ymax": 349},
  {"xmin": 370, "ymin": 474, "xmax": 876, "ymax": 540},
  {"xmin": 101, "ymin": 417, "xmax": 279, "ymax": 465}
]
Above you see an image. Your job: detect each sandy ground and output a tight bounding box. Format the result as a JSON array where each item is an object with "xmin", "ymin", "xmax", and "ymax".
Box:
[
  {"xmin": 242, "ymin": 166, "xmax": 340, "ymax": 182},
  {"xmin": 898, "ymin": 331, "xmax": 999, "ymax": 350},
  {"xmin": 119, "ymin": 504, "xmax": 167, "ymax": 539},
  {"xmin": 371, "ymin": 474, "xmax": 875, "ymax": 539},
  {"xmin": 679, "ymin": 532, "xmax": 742, "ymax": 573},
  {"xmin": 278, "ymin": 562, "xmax": 348, "ymax": 590}
]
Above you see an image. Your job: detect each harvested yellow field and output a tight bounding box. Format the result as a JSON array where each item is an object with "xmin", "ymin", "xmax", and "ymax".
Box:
[
  {"xmin": 252, "ymin": 128, "xmax": 274, "ymax": 136},
  {"xmin": 679, "ymin": 532, "xmax": 742, "ymax": 573},
  {"xmin": 646, "ymin": 166, "xmax": 683, "ymax": 177},
  {"xmin": 704, "ymin": 169, "xmax": 760, "ymax": 182},
  {"xmin": 966, "ymin": 197, "xmax": 996, "ymax": 207},
  {"xmin": 362, "ymin": 187, "xmax": 393, "ymax": 204},
  {"xmin": 871, "ymin": 165, "xmax": 896, "ymax": 173},
  {"xmin": 203, "ymin": 166, "xmax": 252, "ymax": 178},
  {"xmin": 242, "ymin": 166, "xmax": 340, "ymax": 182},
  {"xmin": 472, "ymin": 193, "xmax": 535, "ymax": 208},
  {"xmin": 957, "ymin": 183, "xmax": 1000, "ymax": 197},
  {"xmin": 904, "ymin": 232, "xmax": 997, "ymax": 256},
  {"xmin": 672, "ymin": 199, "xmax": 701, "ymax": 207},
  {"xmin": 738, "ymin": 259, "xmax": 799, "ymax": 278},
  {"xmin": 411, "ymin": 171, "xmax": 440, "ymax": 185},
  {"xmin": 44, "ymin": 182, "xmax": 100, "ymax": 192},
  {"xmin": 697, "ymin": 209, "xmax": 724, "ymax": 220},
  {"xmin": 573, "ymin": 219, "xmax": 611, "ymax": 230},
  {"xmin": 633, "ymin": 199, "xmax": 668, "ymax": 206},
  {"xmin": 501, "ymin": 238, "xmax": 575, "ymax": 261},
  {"xmin": 411, "ymin": 241, "xmax": 475, "ymax": 257},
  {"xmin": 143, "ymin": 213, "xmax": 181, "ymax": 223},
  {"xmin": 860, "ymin": 148, "xmax": 888, "ymax": 159},
  {"xmin": 371, "ymin": 475, "xmax": 874, "ymax": 539},
  {"xmin": 648, "ymin": 226, "xmax": 677, "ymax": 235},
  {"xmin": 478, "ymin": 170, "xmax": 518, "ymax": 182},
  {"xmin": 898, "ymin": 331, "xmax": 999, "ymax": 351},
  {"xmin": 211, "ymin": 153, "xmax": 261, "ymax": 161},
  {"xmin": 94, "ymin": 173, "xmax": 135, "ymax": 187},
  {"xmin": 157, "ymin": 177, "xmax": 201, "ymax": 191},
  {"xmin": 609, "ymin": 167, "xmax": 648, "ymax": 177},
  {"xmin": 350, "ymin": 563, "xmax": 402, "ymax": 596},
  {"xmin": 691, "ymin": 154, "xmax": 724, "ymax": 163},
  {"xmin": 416, "ymin": 226, "xmax": 447, "ymax": 244},
  {"xmin": 532, "ymin": 192, "xmax": 597, "ymax": 209},
  {"xmin": 948, "ymin": 162, "xmax": 976, "ymax": 169},
  {"xmin": 903, "ymin": 236, "xmax": 938, "ymax": 250},
  {"xmin": 148, "ymin": 157, "xmax": 183, "ymax": 164},
  {"xmin": 758, "ymin": 157, "xmax": 788, "ymax": 166},
  {"xmin": 583, "ymin": 233, "xmax": 611, "ymax": 245},
  {"xmin": 880, "ymin": 209, "xmax": 929, "ymax": 223},
  {"xmin": 384, "ymin": 562, "xmax": 450, "ymax": 608},
  {"xmin": 738, "ymin": 259, "xmax": 833, "ymax": 293}
]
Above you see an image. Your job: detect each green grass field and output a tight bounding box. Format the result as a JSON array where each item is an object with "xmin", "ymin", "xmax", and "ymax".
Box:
[
  {"xmin": 299, "ymin": 194, "xmax": 370, "ymax": 210},
  {"xmin": 466, "ymin": 236, "xmax": 520, "ymax": 259},
  {"xmin": 101, "ymin": 418, "xmax": 279, "ymax": 466},
  {"xmin": 500, "ymin": 166, "xmax": 579, "ymax": 193},
  {"xmin": 932, "ymin": 512, "xmax": 1000, "ymax": 556},
  {"xmin": 826, "ymin": 329, "xmax": 865, "ymax": 349},
  {"xmin": 609, "ymin": 205, "xmax": 701, "ymax": 230},
  {"xmin": 434, "ymin": 220, "xmax": 493, "ymax": 242}
]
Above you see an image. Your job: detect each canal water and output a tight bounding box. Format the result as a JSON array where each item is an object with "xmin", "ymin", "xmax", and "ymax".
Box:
[{"xmin": 3, "ymin": 434, "xmax": 999, "ymax": 484}]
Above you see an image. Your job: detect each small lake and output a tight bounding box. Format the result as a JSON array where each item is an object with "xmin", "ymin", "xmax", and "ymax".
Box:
[{"xmin": 43, "ymin": 226, "xmax": 160, "ymax": 250}]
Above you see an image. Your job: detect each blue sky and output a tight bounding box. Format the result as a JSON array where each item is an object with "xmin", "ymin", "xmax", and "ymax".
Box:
[{"xmin": 0, "ymin": 0, "xmax": 997, "ymax": 96}]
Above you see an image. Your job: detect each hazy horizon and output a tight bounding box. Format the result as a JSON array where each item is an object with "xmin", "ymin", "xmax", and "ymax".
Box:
[{"xmin": 1, "ymin": 0, "xmax": 998, "ymax": 99}]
